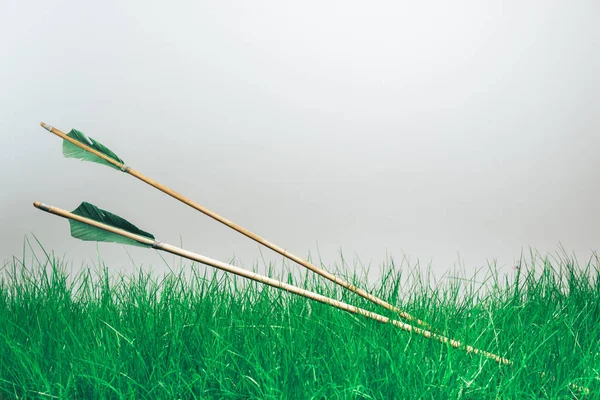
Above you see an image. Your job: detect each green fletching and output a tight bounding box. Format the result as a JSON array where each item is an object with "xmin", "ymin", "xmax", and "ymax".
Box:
[
  {"xmin": 70, "ymin": 202, "xmax": 155, "ymax": 248},
  {"xmin": 63, "ymin": 129, "xmax": 125, "ymax": 170}
]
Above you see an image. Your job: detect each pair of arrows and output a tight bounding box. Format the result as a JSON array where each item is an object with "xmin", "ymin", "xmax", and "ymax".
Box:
[{"xmin": 34, "ymin": 122, "xmax": 511, "ymax": 365}]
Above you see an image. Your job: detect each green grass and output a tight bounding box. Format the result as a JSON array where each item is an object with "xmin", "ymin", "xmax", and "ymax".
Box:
[{"xmin": 0, "ymin": 243, "xmax": 598, "ymax": 399}]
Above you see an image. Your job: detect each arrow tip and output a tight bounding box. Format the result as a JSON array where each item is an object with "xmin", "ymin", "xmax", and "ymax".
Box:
[{"xmin": 33, "ymin": 201, "xmax": 41, "ymax": 208}]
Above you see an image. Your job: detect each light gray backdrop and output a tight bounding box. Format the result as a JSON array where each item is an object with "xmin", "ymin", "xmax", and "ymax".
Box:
[{"xmin": 1, "ymin": 1, "xmax": 598, "ymax": 281}]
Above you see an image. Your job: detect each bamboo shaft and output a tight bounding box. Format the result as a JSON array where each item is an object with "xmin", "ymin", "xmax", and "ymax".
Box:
[
  {"xmin": 129, "ymin": 167, "xmax": 431, "ymax": 326},
  {"xmin": 33, "ymin": 201, "xmax": 511, "ymax": 365},
  {"xmin": 40, "ymin": 122, "xmax": 429, "ymax": 328}
]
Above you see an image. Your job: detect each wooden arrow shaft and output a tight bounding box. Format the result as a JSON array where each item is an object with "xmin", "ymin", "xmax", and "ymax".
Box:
[
  {"xmin": 33, "ymin": 201, "xmax": 511, "ymax": 365},
  {"xmin": 128, "ymin": 167, "xmax": 429, "ymax": 325}
]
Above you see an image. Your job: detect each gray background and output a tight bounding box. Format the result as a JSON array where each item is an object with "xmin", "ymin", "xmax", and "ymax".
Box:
[{"xmin": 1, "ymin": 1, "xmax": 598, "ymax": 280}]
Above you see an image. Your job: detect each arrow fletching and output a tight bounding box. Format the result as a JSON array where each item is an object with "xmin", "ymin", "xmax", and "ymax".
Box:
[
  {"xmin": 70, "ymin": 202, "xmax": 154, "ymax": 247},
  {"xmin": 62, "ymin": 129, "xmax": 124, "ymax": 170}
]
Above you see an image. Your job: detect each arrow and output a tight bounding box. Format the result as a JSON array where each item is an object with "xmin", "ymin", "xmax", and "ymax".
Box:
[
  {"xmin": 40, "ymin": 122, "xmax": 430, "ymax": 328},
  {"xmin": 33, "ymin": 200, "xmax": 512, "ymax": 365}
]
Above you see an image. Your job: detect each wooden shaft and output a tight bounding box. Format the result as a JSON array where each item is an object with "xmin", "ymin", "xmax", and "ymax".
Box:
[
  {"xmin": 33, "ymin": 201, "xmax": 511, "ymax": 365},
  {"xmin": 40, "ymin": 122, "xmax": 430, "ymax": 328},
  {"xmin": 129, "ymin": 167, "xmax": 423, "ymax": 318}
]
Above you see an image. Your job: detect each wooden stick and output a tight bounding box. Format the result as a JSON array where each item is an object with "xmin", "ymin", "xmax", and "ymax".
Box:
[
  {"xmin": 40, "ymin": 122, "xmax": 430, "ymax": 328},
  {"xmin": 33, "ymin": 201, "xmax": 512, "ymax": 365}
]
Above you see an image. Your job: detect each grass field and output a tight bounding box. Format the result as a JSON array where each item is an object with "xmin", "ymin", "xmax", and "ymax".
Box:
[{"xmin": 1, "ymin": 244, "xmax": 598, "ymax": 399}]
